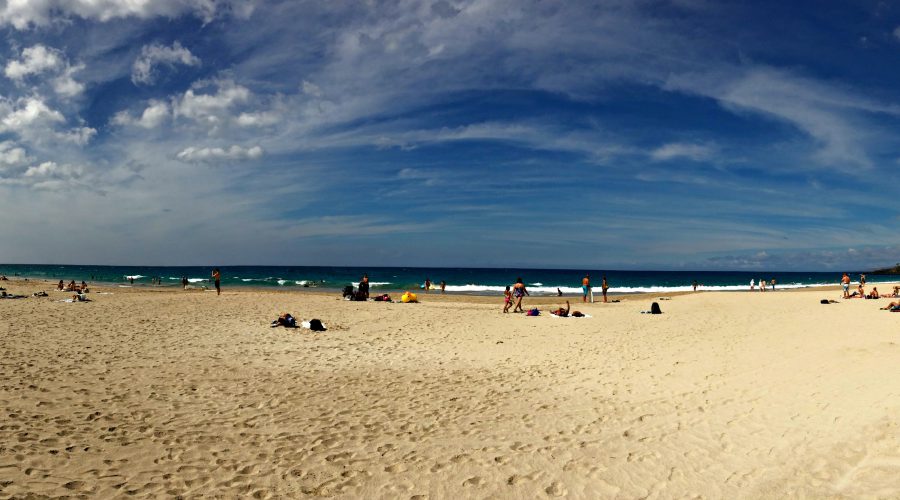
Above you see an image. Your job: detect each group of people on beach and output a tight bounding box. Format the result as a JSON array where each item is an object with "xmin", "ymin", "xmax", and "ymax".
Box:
[
  {"xmin": 749, "ymin": 278, "xmax": 776, "ymax": 291},
  {"xmin": 56, "ymin": 280, "xmax": 88, "ymax": 293},
  {"xmin": 580, "ymin": 274, "xmax": 611, "ymax": 303},
  {"xmin": 840, "ymin": 273, "xmax": 900, "ymax": 308}
]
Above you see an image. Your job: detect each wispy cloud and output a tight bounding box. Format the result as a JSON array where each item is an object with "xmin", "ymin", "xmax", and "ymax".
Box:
[{"xmin": 132, "ymin": 41, "xmax": 200, "ymax": 85}]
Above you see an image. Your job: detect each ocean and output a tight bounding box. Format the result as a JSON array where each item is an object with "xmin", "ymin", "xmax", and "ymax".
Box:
[{"xmin": 0, "ymin": 264, "xmax": 892, "ymax": 295}]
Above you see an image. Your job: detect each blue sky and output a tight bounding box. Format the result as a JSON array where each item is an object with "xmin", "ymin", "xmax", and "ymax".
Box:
[{"xmin": 0, "ymin": 0, "xmax": 898, "ymax": 271}]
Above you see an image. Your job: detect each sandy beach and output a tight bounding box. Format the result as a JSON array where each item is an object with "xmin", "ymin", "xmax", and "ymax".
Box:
[{"xmin": 1, "ymin": 280, "xmax": 898, "ymax": 498}]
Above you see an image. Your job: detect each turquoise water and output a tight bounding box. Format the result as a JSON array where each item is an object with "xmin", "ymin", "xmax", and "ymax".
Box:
[{"xmin": 0, "ymin": 264, "xmax": 893, "ymax": 295}]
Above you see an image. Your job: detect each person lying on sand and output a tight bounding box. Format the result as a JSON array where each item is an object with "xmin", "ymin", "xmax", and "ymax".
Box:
[
  {"xmin": 880, "ymin": 301, "xmax": 900, "ymax": 310},
  {"xmin": 549, "ymin": 300, "xmax": 585, "ymax": 317},
  {"xmin": 271, "ymin": 312, "xmax": 297, "ymax": 328}
]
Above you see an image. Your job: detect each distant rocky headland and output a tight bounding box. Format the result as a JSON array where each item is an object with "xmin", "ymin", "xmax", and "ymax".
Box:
[{"xmin": 872, "ymin": 264, "xmax": 900, "ymax": 275}]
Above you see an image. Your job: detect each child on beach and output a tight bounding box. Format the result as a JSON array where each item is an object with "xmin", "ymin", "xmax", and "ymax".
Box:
[{"xmin": 503, "ymin": 286, "xmax": 512, "ymax": 313}]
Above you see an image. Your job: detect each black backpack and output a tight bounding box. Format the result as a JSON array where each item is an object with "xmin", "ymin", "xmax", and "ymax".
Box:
[
  {"xmin": 650, "ymin": 302, "xmax": 662, "ymax": 314},
  {"xmin": 309, "ymin": 319, "xmax": 326, "ymax": 331},
  {"xmin": 342, "ymin": 285, "xmax": 354, "ymax": 298}
]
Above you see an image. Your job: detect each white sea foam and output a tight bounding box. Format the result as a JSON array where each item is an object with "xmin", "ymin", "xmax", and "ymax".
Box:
[
  {"xmin": 442, "ymin": 282, "xmax": 835, "ymax": 295},
  {"xmin": 123, "ymin": 274, "xmax": 144, "ymax": 280},
  {"xmin": 187, "ymin": 278, "xmax": 206, "ymax": 283}
]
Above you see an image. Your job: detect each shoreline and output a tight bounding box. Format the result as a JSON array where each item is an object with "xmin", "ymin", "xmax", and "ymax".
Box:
[{"xmin": 4, "ymin": 275, "xmax": 895, "ymax": 300}]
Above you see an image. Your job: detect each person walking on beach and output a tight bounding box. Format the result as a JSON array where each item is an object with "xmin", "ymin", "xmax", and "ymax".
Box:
[
  {"xmin": 512, "ymin": 278, "xmax": 529, "ymax": 313},
  {"xmin": 582, "ymin": 274, "xmax": 591, "ymax": 303},
  {"xmin": 601, "ymin": 276, "xmax": 610, "ymax": 303},
  {"xmin": 212, "ymin": 268, "xmax": 221, "ymax": 296},
  {"xmin": 692, "ymin": 280, "xmax": 698, "ymax": 292},
  {"xmin": 440, "ymin": 280, "xmax": 446, "ymax": 294},
  {"xmin": 503, "ymin": 285, "xmax": 513, "ymax": 313},
  {"xmin": 841, "ymin": 273, "xmax": 851, "ymax": 298},
  {"xmin": 770, "ymin": 278, "xmax": 776, "ymax": 290},
  {"xmin": 182, "ymin": 276, "xmax": 188, "ymax": 289},
  {"xmin": 750, "ymin": 278, "xmax": 755, "ymax": 291},
  {"xmin": 424, "ymin": 278, "xmax": 431, "ymax": 293},
  {"xmin": 860, "ymin": 274, "xmax": 866, "ymax": 286},
  {"xmin": 759, "ymin": 279, "xmax": 766, "ymax": 292}
]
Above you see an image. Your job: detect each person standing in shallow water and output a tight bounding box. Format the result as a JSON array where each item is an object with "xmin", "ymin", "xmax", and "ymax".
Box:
[{"xmin": 212, "ymin": 268, "xmax": 221, "ymax": 296}]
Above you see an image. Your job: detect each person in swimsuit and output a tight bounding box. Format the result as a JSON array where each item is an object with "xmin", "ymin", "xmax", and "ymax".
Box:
[
  {"xmin": 512, "ymin": 278, "xmax": 529, "ymax": 313},
  {"xmin": 841, "ymin": 273, "xmax": 851, "ymax": 298},
  {"xmin": 440, "ymin": 280, "xmax": 446, "ymax": 294},
  {"xmin": 601, "ymin": 276, "xmax": 610, "ymax": 303},
  {"xmin": 212, "ymin": 268, "xmax": 221, "ymax": 296},
  {"xmin": 503, "ymin": 286, "xmax": 512, "ymax": 313},
  {"xmin": 582, "ymin": 274, "xmax": 591, "ymax": 303}
]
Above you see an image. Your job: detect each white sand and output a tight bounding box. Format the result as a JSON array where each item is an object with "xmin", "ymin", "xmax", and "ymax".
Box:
[{"xmin": 1, "ymin": 281, "xmax": 898, "ymax": 498}]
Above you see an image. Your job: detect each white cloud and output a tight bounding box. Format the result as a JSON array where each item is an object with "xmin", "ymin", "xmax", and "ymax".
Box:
[
  {"xmin": 113, "ymin": 100, "xmax": 171, "ymax": 128},
  {"xmin": 235, "ymin": 110, "xmax": 280, "ymax": 127},
  {"xmin": 52, "ymin": 64, "xmax": 86, "ymax": 97},
  {"xmin": 0, "ymin": 0, "xmax": 255, "ymax": 30},
  {"xmin": 174, "ymin": 79, "xmax": 251, "ymax": 124},
  {"xmin": 4, "ymin": 45, "xmax": 84, "ymax": 97},
  {"xmin": 4, "ymin": 45, "xmax": 63, "ymax": 80},
  {"xmin": 0, "ymin": 97, "xmax": 65, "ymax": 131},
  {"xmin": 650, "ymin": 142, "xmax": 716, "ymax": 162},
  {"xmin": 56, "ymin": 126, "xmax": 97, "ymax": 145},
  {"xmin": 0, "ymin": 141, "xmax": 32, "ymax": 168},
  {"xmin": 301, "ymin": 80, "xmax": 323, "ymax": 98},
  {"xmin": 132, "ymin": 41, "xmax": 201, "ymax": 85},
  {"xmin": 176, "ymin": 145, "xmax": 264, "ymax": 162}
]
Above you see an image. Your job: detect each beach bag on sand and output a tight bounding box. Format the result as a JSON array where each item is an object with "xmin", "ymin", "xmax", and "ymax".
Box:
[
  {"xmin": 342, "ymin": 285, "xmax": 354, "ymax": 298},
  {"xmin": 650, "ymin": 302, "xmax": 662, "ymax": 314},
  {"xmin": 309, "ymin": 319, "xmax": 326, "ymax": 331}
]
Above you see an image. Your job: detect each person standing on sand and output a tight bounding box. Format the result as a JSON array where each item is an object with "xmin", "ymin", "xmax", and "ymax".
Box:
[
  {"xmin": 503, "ymin": 285, "xmax": 513, "ymax": 313},
  {"xmin": 582, "ymin": 274, "xmax": 591, "ymax": 303},
  {"xmin": 770, "ymin": 278, "xmax": 776, "ymax": 290},
  {"xmin": 759, "ymin": 279, "xmax": 766, "ymax": 292},
  {"xmin": 601, "ymin": 276, "xmax": 610, "ymax": 303},
  {"xmin": 212, "ymin": 268, "xmax": 221, "ymax": 296},
  {"xmin": 750, "ymin": 278, "xmax": 755, "ymax": 291},
  {"xmin": 860, "ymin": 274, "xmax": 866, "ymax": 286},
  {"xmin": 841, "ymin": 273, "xmax": 851, "ymax": 298},
  {"xmin": 512, "ymin": 277, "xmax": 529, "ymax": 313},
  {"xmin": 360, "ymin": 274, "xmax": 370, "ymax": 299},
  {"xmin": 440, "ymin": 280, "xmax": 446, "ymax": 294},
  {"xmin": 182, "ymin": 276, "xmax": 188, "ymax": 289}
]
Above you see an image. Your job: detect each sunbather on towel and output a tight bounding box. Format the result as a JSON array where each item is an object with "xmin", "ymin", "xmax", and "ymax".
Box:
[
  {"xmin": 550, "ymin": 300, "xmax": 583, "ymax": 317},
  {"xmin": 271, "ymin": 312, "xmax": 297, "ymax": 328}
]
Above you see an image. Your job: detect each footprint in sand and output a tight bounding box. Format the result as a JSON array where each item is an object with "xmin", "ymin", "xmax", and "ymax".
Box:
[{"xmin": 546, "ymin": 481, "xmax": 567, "ymax": 496}]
